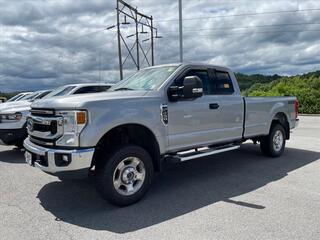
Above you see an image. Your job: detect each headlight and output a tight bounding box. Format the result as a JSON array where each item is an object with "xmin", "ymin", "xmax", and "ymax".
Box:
[
  {"xmin": 55, "ymin": 110, "xmax": 87, "ymax": 147},
  {"xmin": 0, "ymin": 112, "xmax": 22, "ymax": 123}
]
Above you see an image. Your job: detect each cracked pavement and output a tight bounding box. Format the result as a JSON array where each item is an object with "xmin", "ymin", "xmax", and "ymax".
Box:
[{"xmin": 0, "ymin": 116, "xmax": 319, "ymax": 240}]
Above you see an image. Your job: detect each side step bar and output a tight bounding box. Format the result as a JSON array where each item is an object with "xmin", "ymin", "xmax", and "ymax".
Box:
[{"xmin": 165, "ymin": 144, "xmax": 240, "ymax": 163}]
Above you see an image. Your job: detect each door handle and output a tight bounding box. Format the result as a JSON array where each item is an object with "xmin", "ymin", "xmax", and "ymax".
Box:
[{"xmin": 209, "ymin": 103, "xmax": 219, "ymax": 109}]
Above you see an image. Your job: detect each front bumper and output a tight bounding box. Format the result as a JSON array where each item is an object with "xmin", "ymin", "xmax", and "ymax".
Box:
[
  {"xmin": 23, "ymin": 138, "xmax": 94, "ymax": 178},
  {"xmin": 0, "ymin": 128, "xmax": 27, "ymax": 145}
]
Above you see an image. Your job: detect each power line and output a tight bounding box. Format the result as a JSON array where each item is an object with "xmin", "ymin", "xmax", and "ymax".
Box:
[
  {"xmin": 156, "ymin": 8, "xmax": 320, "ymax": 22},
  {"xmin": 178, "ymin": 29, "xmax": 320, "ymax": 38},
  {"xmin": 162, "ymin": 22, "xmax": 320, "ymax": 33},
  {"xmin": 62, "ymin": 28, "xmax": 110, "ymax": 41}
]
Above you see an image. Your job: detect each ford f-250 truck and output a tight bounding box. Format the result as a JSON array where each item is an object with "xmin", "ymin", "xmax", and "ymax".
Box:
[{"xmin": 24, "ymin": 63, "xmax": 299, "ymax": 206}]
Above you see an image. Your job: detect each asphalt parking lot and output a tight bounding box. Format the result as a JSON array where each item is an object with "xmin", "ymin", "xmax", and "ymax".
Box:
[{"xmin": 0, "ymin": 116, "xmax": 319, "ymax": 240}]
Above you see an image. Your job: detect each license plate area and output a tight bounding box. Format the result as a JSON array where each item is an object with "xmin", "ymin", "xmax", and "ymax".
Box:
[
  {"xmin": 25, "ymin": 151, "xmax": 33, "ymax": 166},
  {"xmin": 25, "ymin": 151, "xmax": 45, "ymax": 166}
]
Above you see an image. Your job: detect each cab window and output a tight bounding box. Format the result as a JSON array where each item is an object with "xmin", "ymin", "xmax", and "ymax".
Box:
[
  {"xmin": 212, "ymin": 71, "xmax": 235, "ymax": 95},
  {"xmin": 175, "ymin": 69, "xmax": 212, "ymax": 95}
]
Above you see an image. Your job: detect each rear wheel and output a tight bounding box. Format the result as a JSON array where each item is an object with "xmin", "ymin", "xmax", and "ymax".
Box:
[
  {"xmin": 260, "ymin": 123, "xmax": 286, "ymax": 157},
  {"xmin": 95, "ymin": 145, "xmax": 154, "ymax": 206}
]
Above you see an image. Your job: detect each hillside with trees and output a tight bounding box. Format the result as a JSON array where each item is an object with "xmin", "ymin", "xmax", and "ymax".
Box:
[
  {"xmin": 241, "ymin": 71, "xmax": 320, "ymax": 114},
  {"xmin": 236, "ymin": 73, "xmax": 282, "ymax": 90},
  {"xmin": 0, "ymin": 92, "xmax": 17, "ymax": 99}
]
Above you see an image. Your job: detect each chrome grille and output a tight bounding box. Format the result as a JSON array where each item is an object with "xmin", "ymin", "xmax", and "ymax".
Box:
[
  {"xmin": 30, "ymin": 108, "xmax": 55, "ymax": 117},
  {"xmin": 28, "ymin": 108, "xmax": 63, "ymax": 145}
]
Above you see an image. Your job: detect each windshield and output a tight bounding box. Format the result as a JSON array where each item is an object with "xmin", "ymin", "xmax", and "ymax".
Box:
[
  {"xmin": 19, "ymin": 92, "xmax": 39, "ymax": 101},
  {"xmin": 34, "ymin": 91, "xmax": 51, "ymax": 100},
  {"xmin": 7, "ymin": 93, "xmax": 24, "ymax": 102},
  {"xmin": 110, "ymin": 66, "xmax": 178, "ymax": 91},
  {"xmin": 43, "ymin": 86, "xmax": 76, "ymax": 99},
  {"xmin": 20, "ymin": 91, "xmax": 47, "ymax": 101},
  {"xmin": 8, "ymin": 93, "xmax": 32, "ymax": 102}
]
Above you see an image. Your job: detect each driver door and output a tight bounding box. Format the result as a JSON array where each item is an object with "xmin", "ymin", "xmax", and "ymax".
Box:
[{"xmin": 167, "ymin": 68, "xmax": 218, "ymax": 152}]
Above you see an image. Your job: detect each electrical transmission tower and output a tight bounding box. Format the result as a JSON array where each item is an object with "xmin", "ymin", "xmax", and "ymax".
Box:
[{"xmin": 114, "ymin": 0, "xmax": 162, "ymax": 79}]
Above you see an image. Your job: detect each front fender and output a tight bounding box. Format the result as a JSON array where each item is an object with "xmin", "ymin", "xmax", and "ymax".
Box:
[{"xmin": 79, "ymin": 98, "xmax": 167, "ymax": 154}]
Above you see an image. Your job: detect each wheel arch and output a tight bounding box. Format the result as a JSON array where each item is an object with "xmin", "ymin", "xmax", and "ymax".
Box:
[
  {"xmin": 92, "ymin": 123, "xmax": 162, "ymax": 172},
  {"xmin": 271, "ymin": 112, "xmax": 290, "ymax": 139}
]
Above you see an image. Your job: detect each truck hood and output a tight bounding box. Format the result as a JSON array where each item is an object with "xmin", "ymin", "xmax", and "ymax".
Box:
[
  {"xmin": 31, "ymin": 91, "xmax": 151, "ymax": 109},
  {"xmin": 0, "ymin": 100, "xmax": 31, "ymax": 113}
]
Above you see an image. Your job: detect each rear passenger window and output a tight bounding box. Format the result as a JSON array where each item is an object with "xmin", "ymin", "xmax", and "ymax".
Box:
[{"xmin": 213, "ymin": 71, "xmax": 234, "ymax": 95}]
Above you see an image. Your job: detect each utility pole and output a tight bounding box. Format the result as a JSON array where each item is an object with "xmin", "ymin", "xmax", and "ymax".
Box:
[
  {"xmin": 179, "ymin": 0, "xmax": 183, "ymax": 62},
  {"xmin": 151, "ymin": 16, "xmax": 154, "ymax": 66},
  {"xmin": 114, "ymin": 0, "xmax": 162, "ymax": 80},
  {"xmin": 99, "ymin": 52, "xmax": 102, "ymax": 83},
  {"xmin": 135, "ymin": 9, "xmax": 140, "ymax": 70},
  {"xmin": 116, "ymin": 0, "xmax": 123, "ymax": 79}
]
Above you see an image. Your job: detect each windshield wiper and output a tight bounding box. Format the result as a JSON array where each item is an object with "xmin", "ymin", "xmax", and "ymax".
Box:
[{"xmin": 113, "ymin": 87, "xmax": 134, "ymax": 91}]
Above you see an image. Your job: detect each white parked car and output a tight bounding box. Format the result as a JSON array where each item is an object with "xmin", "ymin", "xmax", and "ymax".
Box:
[
  {"xmin": 0, "ymin": 83, "xmax": 113, "ymax": 147},
  {"xmin": 6, "ymin": 92, "xmax": 33, "ymax": 102}
]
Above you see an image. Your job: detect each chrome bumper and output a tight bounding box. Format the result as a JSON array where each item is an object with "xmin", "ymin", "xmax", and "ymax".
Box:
[{"xmin": 23, "ymin": 138, "xmax": 94, "ymax": 174}]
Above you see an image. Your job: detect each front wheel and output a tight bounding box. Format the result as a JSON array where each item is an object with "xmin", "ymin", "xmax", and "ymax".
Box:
[
  {"xmin": 260, "ymin": 123, "xmax": 286, "ymax": 157},
  {"xmin": 95, "ymin": 145, "xmax": 154, "ymax": 206}
]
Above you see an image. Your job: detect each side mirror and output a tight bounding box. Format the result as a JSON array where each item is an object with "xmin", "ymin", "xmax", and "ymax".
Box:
[
  {"xmin": 168, "ymin": 85, "xmax": 183, "ymax": 101},
  {"xmin": 168, "ymin": 76, "xmax": 203, "ymax": 101},
  {"xmin": 182, "ymin": 76, "xmax": 203, "ymax": 99}
]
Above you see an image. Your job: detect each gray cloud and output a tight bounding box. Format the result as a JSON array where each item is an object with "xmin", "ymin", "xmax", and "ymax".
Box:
[{"xmin": 0, "ymin": 0, "xmax": 320, "ymax": 92}]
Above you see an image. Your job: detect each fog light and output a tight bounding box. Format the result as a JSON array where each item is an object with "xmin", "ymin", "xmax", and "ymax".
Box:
[
  {"xmin": 62, "ymin": 155, "xmax": 69, "ymax": 162},
  {"xmin": 55, "ymin": 153, "xmax": 71, "ymax": 167}
]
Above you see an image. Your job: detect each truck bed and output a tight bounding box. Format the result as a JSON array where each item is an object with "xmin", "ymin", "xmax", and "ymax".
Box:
[{"xmin": 244, "ymin": 96, "xmax": 297, "ymax": 138}]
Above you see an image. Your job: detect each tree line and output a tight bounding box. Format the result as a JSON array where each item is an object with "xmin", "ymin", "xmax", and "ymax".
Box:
[{"xmin": 238, "ymin": 71, "xmax": 320, "ymax": 114}]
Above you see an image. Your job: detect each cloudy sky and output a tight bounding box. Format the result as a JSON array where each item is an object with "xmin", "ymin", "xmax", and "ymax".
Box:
[{"xmin": 0, "ymin": 0, "xmax": 320, "ymax": 92}]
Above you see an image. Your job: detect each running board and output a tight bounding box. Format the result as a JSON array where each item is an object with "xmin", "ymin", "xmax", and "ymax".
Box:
[{"xmin": 165, "ymin": 145, "xmax": 240, "ymax": 163}]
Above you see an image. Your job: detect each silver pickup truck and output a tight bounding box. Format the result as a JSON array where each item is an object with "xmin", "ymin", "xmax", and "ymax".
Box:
[{"xmin": 24, "ymin": 63, "xmax": 299, "ymax": 206}]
